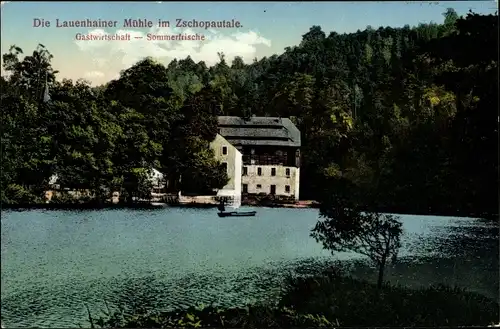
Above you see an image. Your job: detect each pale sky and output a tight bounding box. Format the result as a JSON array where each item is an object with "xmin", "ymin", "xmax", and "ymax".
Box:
[{"xmin": 1, "ymin": 1, "xmax": 497, "ymax": 86}]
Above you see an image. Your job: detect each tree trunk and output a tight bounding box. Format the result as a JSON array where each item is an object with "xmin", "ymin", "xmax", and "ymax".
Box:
[{"xmin": 377, "ymin": 256, "xmax": 386, "ymax": 289}]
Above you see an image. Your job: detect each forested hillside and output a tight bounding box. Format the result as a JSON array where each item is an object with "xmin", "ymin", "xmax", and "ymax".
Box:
[{"xmin": 2, "ymin": 10, "xmax": 497, "ymax": 217}]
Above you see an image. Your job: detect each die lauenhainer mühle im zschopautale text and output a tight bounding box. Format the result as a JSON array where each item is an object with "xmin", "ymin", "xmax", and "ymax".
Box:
[{"xmin": 33, "ymin": 18, "xmax": 243, "ymax": 29}]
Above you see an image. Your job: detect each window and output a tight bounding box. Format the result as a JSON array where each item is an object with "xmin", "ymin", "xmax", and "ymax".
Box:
[
  {"xmin": 242, "ymin": 166, "xmax": 248, "ymax": 176},
  {"xmin": 271, "ymin": 168, "xmax": 276, "ymax": 176},
  {"xmin": 257, "ymin": 167, "xmax": 262, "ymax": 176},
  {"xmin": 285, "ymin": 185, "xmax": 291, "ymax": 193},
  {"xmin": 285, "ymin": 168, "xmax": 290, "ymax": 177},
  {"xmin": 256, "ymin": 184, "xmax": 262, "ymax": 189},
  {"xmin": 242, "ymin": 184, "xmax": 248, "ymax": 193},
  {"xmin": 221, "ymin": 162, "xmax": 228, "ymax": 172},
  {"xmin": 222, "ymin": 146, "xmax": 228, "ymax": 155},
  {"xmin": 270, "ymin": 185, "xmax": 276, "ymax": 194}
]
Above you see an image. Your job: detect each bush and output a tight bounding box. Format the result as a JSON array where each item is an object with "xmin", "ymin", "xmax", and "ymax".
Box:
[
  {"xmin": 50, "ymin": 191, "xmax": 79, "ymax": 204},
  {"xmin": 94, "ymin": 305, "xmax": 332, "ymax": 328},
  {"xmin": 50, "ymin": 191, "xmax": 95, "ymax": 204},
  {"xmin": 280, "ymin": 273, "xmax": 499, "ymax": 326},
  {"xmin": 1, "ymin": 183, "xmax": 42, "ymax": 204}
]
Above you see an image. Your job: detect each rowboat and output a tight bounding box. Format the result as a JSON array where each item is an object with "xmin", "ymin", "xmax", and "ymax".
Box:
[{"xmin": 217, "ymin": 211, "xmax": 257, "ymax": 217}]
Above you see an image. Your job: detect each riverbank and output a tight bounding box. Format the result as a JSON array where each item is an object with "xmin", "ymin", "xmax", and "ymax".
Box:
[
  {"xmin": 0, "ymin": 200, "xmax": 320, "ymax": 211},
  {"xmin": 93, "ymin": 272, "xmax": 499, "ymax": 328},
  {"xmin": 2, "ymin": 201, "xmax": 496, "ymax": 221},
  {"xmin": 2, "ymin": 201, "xmax": 497, "ymax": 220}
]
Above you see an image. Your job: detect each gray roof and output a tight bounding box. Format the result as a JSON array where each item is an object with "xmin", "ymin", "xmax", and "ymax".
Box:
[{"xmin": 218, "ymin": 116, "xmax": 301, "ymax": 147}]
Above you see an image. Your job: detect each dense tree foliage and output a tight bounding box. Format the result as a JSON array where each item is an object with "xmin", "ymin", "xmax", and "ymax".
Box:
[
  {"xmin": 1, "ymin": 49, "xmax": 228, "ymax": 204},
  {"xmin": 2, "ymin": 10, "xmax": 497, "ymax": 216}
]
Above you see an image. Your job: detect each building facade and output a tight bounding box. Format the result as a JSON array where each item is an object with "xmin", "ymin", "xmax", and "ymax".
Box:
[
  {"xmin": 218, "ymin": 116, "xmax": 301, "ymax": 201},
  {"xmin": 210, "ymin": 133, "xmax": 243, "ymax": 204}
]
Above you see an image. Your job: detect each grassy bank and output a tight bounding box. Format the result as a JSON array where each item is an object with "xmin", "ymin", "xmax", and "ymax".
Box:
[
  {"xmin": 280, "ymin": 273, "xmax": 498, "ymax": 326},
  {"xmin": 92, "ymin": 272, "xmax": 498, "ymax": 328}
]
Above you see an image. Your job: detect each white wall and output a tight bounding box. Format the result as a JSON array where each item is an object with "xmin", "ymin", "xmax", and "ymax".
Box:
[
  {"xmin": 210, "ymin": 134, "xmax": 242, "ymax": 199},
  {"xmin": 241, "ymin": 165, "xmax": 300, "ymax": 199},
  {"xmin": 234, "ymin": 151, "xmax": 242, "ymax": 197},
  {"xmin": 294, "ymin": 168, "xmax": 300, "ymax": 201}
]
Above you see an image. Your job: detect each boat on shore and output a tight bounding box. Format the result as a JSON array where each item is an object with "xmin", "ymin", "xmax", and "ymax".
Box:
[{"xmin": 217, "ymin": 211, "xmax": 257, "ymax": 217}]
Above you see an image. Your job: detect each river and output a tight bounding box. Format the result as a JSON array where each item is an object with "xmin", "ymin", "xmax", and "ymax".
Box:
[{"xmin": 1, "ymin": 207, "xmax": 498, "ymax": 328}]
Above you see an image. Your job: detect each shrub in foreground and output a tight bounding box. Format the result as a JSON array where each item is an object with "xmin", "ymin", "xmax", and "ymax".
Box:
[
  {"xmin": 93, "ymin": 305, "xmax": 331, "ymax": 328},
  {"xmin": 280, "ymin": 274, "xmax": 499, "ymax": 326}
]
